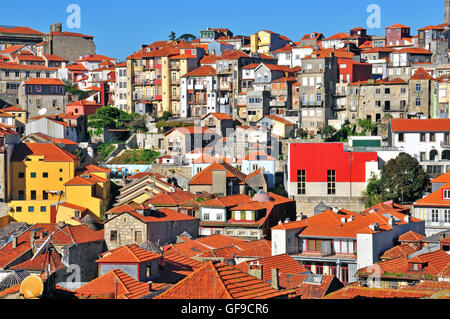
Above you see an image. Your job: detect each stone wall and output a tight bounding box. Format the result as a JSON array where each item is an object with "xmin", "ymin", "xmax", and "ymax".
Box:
[
  {"xmin": 294, "ymin": 196, "xmax": 367, "ymax": 218},
  {"xmin": 49, "ymin": 36, "xmax": 96, "ymax": 62}
]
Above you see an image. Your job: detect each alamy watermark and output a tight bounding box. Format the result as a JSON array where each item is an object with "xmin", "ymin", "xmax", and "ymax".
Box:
[
  {"xmin": 66, "ymin": 4, "xmax": 81, "ymax": 29},
  {"xmin": 366, "ymin": 4, "xmax": 381, "ymax": 29}
]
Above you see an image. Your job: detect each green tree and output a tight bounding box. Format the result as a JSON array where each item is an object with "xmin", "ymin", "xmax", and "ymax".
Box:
[
  {"xmin": 357, "ymin": 119, "xmax": 377, "ymax": 136},
  {"xmin": 319, "ymin": 125, "xmax": 337, "ymax": 141},
  {"xmin": 364, "ymin": 173, "xmax": 384, "ymax": 208},
  {"xmin": 169, "ymin": 31, "xmax": 177, "ymax": 41},
  {"xmin": 126, "ymin": 114, "xmax": 148, "ymax": 132},
  {"xmin": 364, "ymin": 153, "xmax": 429, "ymax": 206},
  {"xmin": 87, "ymin": 106, "xmax": 136, "ymax": 132}
]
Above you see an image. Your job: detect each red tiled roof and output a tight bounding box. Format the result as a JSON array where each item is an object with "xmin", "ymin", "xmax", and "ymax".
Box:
[
  {"xmin": 431, "ymin": 172, "xmax": 450, "ymax": 184},
  {"xmin": 24, "ymin": 78, "xmax": 64, "ymax": 85},
  {"xmin": 67, "ymin": 99, "xmax": 101, "ymax": 106},
  {"xmin": 0, "ymin": 26, "xmax": 44, "ymax": 35},
  {"xmin": 410, "ymin": 67, "xmax": 434, "ymax": 80},
  {"xmin": 50, "ymin": 31, "xmax": 93, "ymax": 38},
  {"xmin": 272, "ymin": 208, "xmax": 419, "ymax": 238},
  {"xmin": 147, "ymin": 191, "xmax": 198, "ymax": 207},
  {"xmin": 11, "ymin": 143, "xmax": 78, "ymax": 162},
  {"xmin": 97, "ymin": 244, "xmax": 161, "ymax": 264},
  {"xmin": 1, "ymin": 105, "xmax": 24, "ymax": 112},
  {"xmin": 236, "ymin": 254, "xmax": 308, "ymax": 282},
  {"xmin": 156, "ymin": 261, "xmax": 292, "ymax": 299},
  {"xmin": 74, "ymin": 269, "xmax": 150, "ymax": 299},
  {"xmin": 386, "ymin": 24, "xmax": 410, "ymax": 29},
  {"xmin": 324, "ymin": 33, "xmax": 349, "ymax": 41},
  {"xmin": 182, "ymin": 65, "xmax": 216, "ymax": 77},
  {"xmin": 200, "ymin": 194, "xmax": 252, "ymax": 208},
  {"xmin": 265, "ymin": 114, "xmax": 296, "ymax": 125},
  {"xmin": 189, "ymin": 161, "xmax": 248, "ymax": 185},
  {"xmin": 10, "ymin": 250, "xmax": 65, "ymax": 273},
  {"xmin": 200, "ymin": 54, "xmax": 220, "ymax": 64},
  {"xmin": 112, "ymin": 208, "xmax": 198, "ymax": 224},
  {"xmin": 380, "ymin": 244, "xmax": 421, "ymax": 260},
  {"xmin": 414, "ymin": 182, "xmax": 450, "ymax": 207},
  {"xmin": 398, "ymin": 231, "xmax": 426, "ymax": 243},
  {"xmin": 85, "ymin": 164, "xmax": 112, "ymax": 173},
  {"xmin": 0, "ymin": 62, "xmax": 56, "ymax": 71},
  {"xmin": 391, "ymin": 119, "xmax": 450, "ymax": 132},
  {"xmin": 358, "ymin": 249, "xmax": 450, "ymax": 280}
]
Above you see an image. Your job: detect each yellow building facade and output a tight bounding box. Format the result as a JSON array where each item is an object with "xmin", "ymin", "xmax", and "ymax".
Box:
[{"xmin": 7, "ymin": 143, "xmax": 111, "ymax": 224}]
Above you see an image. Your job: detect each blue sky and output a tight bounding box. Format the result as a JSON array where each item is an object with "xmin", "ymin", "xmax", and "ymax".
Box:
[{"xmin": 0, "ymin": 0, "xmax": 444, "ymax": 61}]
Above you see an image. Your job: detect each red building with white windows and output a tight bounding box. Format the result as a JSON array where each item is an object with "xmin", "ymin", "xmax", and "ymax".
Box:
[
  {"xmin": 286, "ymin": 143, "xmax": 379, "ymax": 216},
  {"xmin": 385, "ymin": 24, "xmax": 412, "ymax": 47},
  {"xmin": 337, "ymin": 58, "xmax": 372, "ymax": 83}
]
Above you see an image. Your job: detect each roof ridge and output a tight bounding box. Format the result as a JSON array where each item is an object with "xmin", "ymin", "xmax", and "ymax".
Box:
[
  {"xmin": 111, "ymin": 269, "xmax": 130, "ymax": 295},
  {"xmin": 212, "ymin": 262, "xmax": 235, "ymax": 299}
]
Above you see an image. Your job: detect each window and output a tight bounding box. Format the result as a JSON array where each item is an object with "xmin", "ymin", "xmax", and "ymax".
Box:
[
  {"xmin": 43, "ymin": 172, "xmax": 48, "ymax": 178},
  {"xmin": 420, "ymin": 133, "xmax": 426, "ymax": 142},
  {"xmin": 327, "ymin": 170, "xmax": 336, "ymax": 195},
  {"xmin": 40, "ymin": 206, "xmax": 46, "ymax": 212},
  {"xmin": 416, "ymin": 98, "xmax": 421, "ymax": 106},
  {"xmin": 16, "ymin": 207, "xmax": 22, "ymax": 213},
  {"xmin": 18, "ymin": 190, "xmax": 25, "ymax": 200},
  {"xmin": 28, "ymin": 206, "xmax": 34, "ymax": 213},
  {"xmin": 416, "ymin": 83, "xmax": 422, "ymax": 92},
  {"xmin": 431, "ymin": 209, "xmax": 439, "ymax": 223},
  {"xmin": 134, "ymin": 231, "xmax": 143, "ymax": 244},
  {"xmin": 110, "ymin": 230, "xmax": 118, "ymax": 242},
  {"xmin": 203, "ymin": 213, "xmax": 210, "ymax": 221},
  {"xmin": 30, "ymin": 172, "xmax": 36, "ymax": 178},
  {"xmin": 217, "ymin": 213, "xmax": 223, "ymax": 221},
  {"xmin": 18, "ymin": 172, "xmax": 25, "ymax": 178},
  {"xmin": 385, "ymin": 88, "xmax": 390, "ymax": 94},
  {"xmin": 429, "ymin": 133, "xmax": 435, "ymax": 142},
  {"xmin": 30, "ymin": 191, "xmax": 36, "ymax": 200},
  {"xmin": 444, "ymin": 189, "xmax": 450, "ymax": 199},
  {"xmin": 43, "ymin": 191, "xmax": 48, "ymax": 200},
  {"xmin": 398, "ymin": 133, "xmax": 404, "ymax": 142},
  {"xmin": 444, "ymin": 209, "xmax": 450, "ymax": 224},
  {"xmin": 297, "ymin": 170, "xmax": 306, "ymax": 195}
]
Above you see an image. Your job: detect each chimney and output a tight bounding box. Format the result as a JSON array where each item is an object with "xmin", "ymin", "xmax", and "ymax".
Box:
[
  {"xmin": 388, "ymin": 217, "xmax": 394, "ymax": 226},
  {"xmin": 404, "ymin": 215, "xmax": 411, "ymax": 223},
  {"xmin": 341, "ymin": 217, "xmax": 347, "ymax": 224},
  {"xmin": 271, "ymin": 268, "xmax": 280, "ymax": 290},
  {"xmin": 148, "ymin": 281, "xmax": 153, "ymax": 292},
  {"xmin": 248, "ymin": 262, "xmax": 263, "ymax": 280},
  {"xmin": 12, "ymin": 237, "xmax": 17, "ymax": 249},
  {"xmin": 30, "ymin": 230, "xmax": 36, "ymax": 244}
]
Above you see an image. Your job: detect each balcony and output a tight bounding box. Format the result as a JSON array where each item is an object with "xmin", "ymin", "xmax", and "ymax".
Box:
[
  {"xmin": 300, "ymin": 101, "xmax": 324, "ymax": 107},
  {"xmin": 220, "ymin": 82, "xmax": 233, "ymax": 91},
  {"xmin": 217, "ymin": 67, "xmax": 233, "ymax": 74}
]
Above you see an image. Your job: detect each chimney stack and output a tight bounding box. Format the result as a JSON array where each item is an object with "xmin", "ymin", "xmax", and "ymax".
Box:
[
  {"xmin": 12, "ymin": 237, "xmax": 17, "ymax": 249},
  {"xmin": 271, "ymin": 268, "xmax": 280, "ymax": 290},
  {"xmin": 248, "ymin": 262, "xmax": 263, "ymax": 280}
]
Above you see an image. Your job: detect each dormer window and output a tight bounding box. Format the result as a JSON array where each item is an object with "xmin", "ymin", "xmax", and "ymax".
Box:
[{"xmin": 443, "ymin": 189, "xmax": 450, "ymax": 200}]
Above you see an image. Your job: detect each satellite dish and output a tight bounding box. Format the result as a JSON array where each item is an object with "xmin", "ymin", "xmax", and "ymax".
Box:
[
  {"xmin": 38, "ymin": 108, "xmax": 47, "ymax": 116},
  {"xmin": 20, "ymin": 275, "xmax": 44, "ymax": 299}
]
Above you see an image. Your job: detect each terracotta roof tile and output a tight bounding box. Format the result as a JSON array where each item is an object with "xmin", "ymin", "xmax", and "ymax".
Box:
[
  {"xmin": 97, "ymin": 244, "xmax": 161, "ymax": 264},
  {"xmin": 156, "ymin": 261, "xmax": 292, "ymax": 299},
  {"xmin": 74, "ymin": 269, "xmax": 150, "ymax": 299}
]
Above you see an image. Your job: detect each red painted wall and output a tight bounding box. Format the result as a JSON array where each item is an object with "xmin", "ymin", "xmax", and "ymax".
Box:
[{"xmin": 289, "ymin": 143, "xmax": 378, "ymax": 183}]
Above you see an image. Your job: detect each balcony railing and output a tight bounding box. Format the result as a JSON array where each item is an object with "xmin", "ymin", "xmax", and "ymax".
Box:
[{"xmin": 300, "ymin": 101, "xmax": 324, "ymax": 107}]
